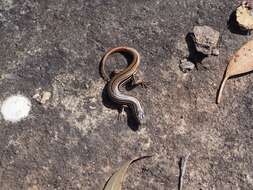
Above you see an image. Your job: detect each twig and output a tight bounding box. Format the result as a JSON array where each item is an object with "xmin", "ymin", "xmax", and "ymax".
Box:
[{"xmin": 178, "ymin": 153, "xmax": 190, "ymax": 190}]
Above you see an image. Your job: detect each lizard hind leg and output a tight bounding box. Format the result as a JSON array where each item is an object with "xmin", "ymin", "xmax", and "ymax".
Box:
[
  {"xmin": 131, "ymin": 72, "xmax": 150, "ymax": 89},
  {"xmin": 117, "ymin": 105, "xmax": 128, "ymax": 122}
]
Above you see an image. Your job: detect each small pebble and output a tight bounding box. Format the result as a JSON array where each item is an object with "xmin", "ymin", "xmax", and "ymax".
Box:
[
  {"xmin": 33, "ymin": 89, "xmax": 51, "ymax": 104},
  {"xmin": 40, "ymin": 91, "xmax": 52, "ymax": 104},
  {"xmin": 179, "ymin": 59, "xmax": 195, "ymax": 73}
]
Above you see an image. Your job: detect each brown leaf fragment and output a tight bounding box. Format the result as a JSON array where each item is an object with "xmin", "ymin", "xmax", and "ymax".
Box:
[
  {"xmin": 217, "ymin": 39, "xmax": 253, "ymax": 103},
  {"xmin": 103, "ymin": 156, "xmax": 151, "ymax": 190}
]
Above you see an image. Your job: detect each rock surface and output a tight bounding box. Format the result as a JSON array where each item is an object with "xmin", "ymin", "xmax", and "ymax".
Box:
[{"xmin": 0, "ymin": 0, "xmax": 253, "ymax": 190}]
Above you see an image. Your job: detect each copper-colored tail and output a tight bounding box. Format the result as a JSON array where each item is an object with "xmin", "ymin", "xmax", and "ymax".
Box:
[{"xmin": 99, "ymin": 47, "xmax": 139, "ymax": 82}]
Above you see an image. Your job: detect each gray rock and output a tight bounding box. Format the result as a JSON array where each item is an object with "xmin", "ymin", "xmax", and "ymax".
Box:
[
  {"xmin": 179, "ymin": 59, "xmax": 195, "ymax": 72},
  {"xmin": 193, "ymin": 25, "xmax": 220, "ymax": 55}
]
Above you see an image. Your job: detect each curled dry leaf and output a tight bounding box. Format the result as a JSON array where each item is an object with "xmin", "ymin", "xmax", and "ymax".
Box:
[
  {"xmin": 103, "ymin": 156, "xmax": 151, "ymax": 190},
  {"xmin": 217, "ymin": 39, "xmax": 253, "ymax": 103}
]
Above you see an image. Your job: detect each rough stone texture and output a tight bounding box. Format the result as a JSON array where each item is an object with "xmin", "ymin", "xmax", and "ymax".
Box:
[
  {"xmin": 193, "ymin": 25, "xmax": 220, "ymax": 55},
  {"xmin": 0, "ymin": 0, "xmax": 253, "ymax": 190}
]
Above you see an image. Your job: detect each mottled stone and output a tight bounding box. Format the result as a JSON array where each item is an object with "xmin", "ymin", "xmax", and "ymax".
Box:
[
  {"xmin": 179, "ymin": 59, "xmax": 195, "ymax": 72},
  {"xmin": 193, "ymin": 25, "xmax": 220, "ymax": 55},
  {"xmin": 33, "ymin": 89, "xmax": 52, "ymax": 104}
]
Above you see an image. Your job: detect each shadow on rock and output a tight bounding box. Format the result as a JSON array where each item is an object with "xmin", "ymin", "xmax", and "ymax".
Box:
[
  {"xmin": 227, "ymin": 10, "xmax": 249, "ymax": 35},
  {"xmin": 185, "ymin": 33, "xmax": 207, "ymax": 67}
]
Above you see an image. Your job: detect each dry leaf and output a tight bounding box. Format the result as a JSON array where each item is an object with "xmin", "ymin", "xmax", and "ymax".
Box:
[
  {"xmin": 103, "ymin": 156, "xmax": 151, "ymax": 190},
  {"xmin": 217, "ymin": 39, "xmax": 253, "ymax": 103}
]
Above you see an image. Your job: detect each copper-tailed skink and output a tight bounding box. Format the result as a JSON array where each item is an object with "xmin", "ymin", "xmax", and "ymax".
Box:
[{"xmin": 100, "ymin": 46, "xmax": 146, "ymax": 124}]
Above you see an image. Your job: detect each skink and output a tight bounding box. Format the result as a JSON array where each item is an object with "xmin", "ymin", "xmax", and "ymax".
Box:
[{"xmin": 100, "ymin": 47, "xmax": 145, "ymax": 124}]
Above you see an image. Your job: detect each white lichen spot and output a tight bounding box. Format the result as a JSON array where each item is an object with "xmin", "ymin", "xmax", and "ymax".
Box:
[{"xmin": 1, "ymin": 95, "xmax": 31, "ymax": 123}]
